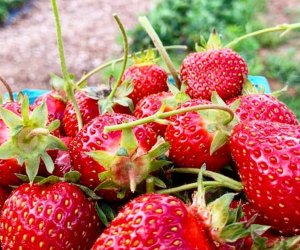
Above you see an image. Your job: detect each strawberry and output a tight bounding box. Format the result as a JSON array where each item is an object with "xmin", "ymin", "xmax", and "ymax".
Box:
[
  {"xmin": 0, "ymin": 186, "xmax": 9, "ymax": 212},
  {"xmin": 133, "ymin": 91, "xmax": 176, "ymax": 136},
  {"xmin": 52, "ymin": 137, "xmax": 72, "ymax": 177},
  {"xmin": 0, "ymin": 96, "xmax": 66, "ymax": 184},
  {"xmin": 33, "ymin": 90, "xmax": 67, "ymax": 136},
  {"xmin": 165, "ymin": 98, "xmax": 232, "ymax": 172},
  {"xmin": 63, "ymin": 91, "xmax": 100, "ymax": 138},
  {"xmin": 92, "ymin": 193, "xmax": 216, "ymax": 250},
  {"xmin": 120, "ymin": 51, "xmax": 168, "ymax": 106},
  {"xmin": 69, "ymin": 113, "xmax": 169, "ymax": 200},
  {"xmin": 230, "ymin": 120, "xmax": 300, "ymax": 235},
  {"xmin": 227, "ymin": 93, "xmax": 299, "ymax": 125},
  {"xmin": 180, "ymin": 30, "xmax": 248, "ymax": 101},
  {"xmin": 0, "ymin": 181, "xmax": 103, "ymax": 249}
]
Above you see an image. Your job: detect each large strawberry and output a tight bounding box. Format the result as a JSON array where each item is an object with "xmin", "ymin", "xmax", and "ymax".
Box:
[
  {"xmin": 92, "ymin": 193, "xmax": 216, "ymax": 250},
  {"xmin": 227, "ymin": 93, "xmax": 299, "ymax": 125},
  {"xmin": 69, "ymin": 113, "xmax": 169, "ymax": 200},
  {"xmin": 120, "ymin": 50, "xmax": 168, "ymax": 106},
  {"xmin": 0, "ymin": 181, "xmax": 103, "ymax": 249},
  {"xmin": 180, "ymin": 30, "xmax": 248, "ymax": 101},
  {"xmin": 165, "ymin": 98, "xmax": 232, "ymax": 172},
  {"xmin": 63, "ymin": 91, "xmax": 99, "ymax": 137},
  {"xmin": 230, "ymin": 120, "xmax": 300, "ymax": 235}
]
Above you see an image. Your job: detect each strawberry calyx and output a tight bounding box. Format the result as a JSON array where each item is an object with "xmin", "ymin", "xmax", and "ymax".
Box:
[
  {"xmin": 131, "ymin": 49, "xmax": 158, "ymax": 66},
  {"xmin": 87, "ymin": 128, "xmax": 170, "ymax": 195},
  {"xmin": 196, "ymin": 28, "xmax": 223, "ymax": 52},
  {"xmin": 0, "ymin": 96, "xmax": 66, "ymax": 183}
]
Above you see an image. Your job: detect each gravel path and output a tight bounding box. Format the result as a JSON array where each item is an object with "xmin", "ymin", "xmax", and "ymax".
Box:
[{"xmin": 0, "ymin": 0, "xmax": 152, "ymax": 93}]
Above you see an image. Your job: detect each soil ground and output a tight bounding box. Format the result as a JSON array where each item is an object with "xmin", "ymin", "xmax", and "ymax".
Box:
[{"xmin": 0, "ymin": 0, "xmax": 299, "ymax": 94}]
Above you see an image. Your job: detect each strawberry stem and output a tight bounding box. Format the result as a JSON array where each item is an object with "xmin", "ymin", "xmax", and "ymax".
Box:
[
  {"xmin": 75, "ymin": 45, "xmax": 187, "ymax": 87},
  {"xmin": 171, "ymin": 168, "xmax": 243, "ymax": 191},
  {"xmin": 156, "ymin": 181, "xmax": 225, "ymax": 194},
  {"xmin": 138, "ymin": 16, "xmax": 182, "ymax": 88},
  {"xmin": 106, "ymin": 14, "xmax": 129, "ymax": 102},
  {"xmin": 104, "ymin": 104, "xmax": 234, "ymax": 133},
  {"xmin": 0, "ymin": 76, "xmax": 14, "ymax": 101},
  {"xmin": 146, "ymin": 176, "xmax": 155, "ymax": 193},
  {"xmin": 51, "ymin": 0, "xmax": 83, "ymax": 131},
  {"xmin": 226, "ymin": 22, "xmax": 300, "ymax": 48}
]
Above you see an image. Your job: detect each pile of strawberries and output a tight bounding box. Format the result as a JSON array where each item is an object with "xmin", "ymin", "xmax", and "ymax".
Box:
[{"xmin": 0, "ymin": 1, "xmax": 299, "ymax": 249}]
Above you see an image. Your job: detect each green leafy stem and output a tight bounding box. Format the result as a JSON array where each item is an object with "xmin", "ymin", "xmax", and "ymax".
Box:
[
  {"xmin": 104, "ymin": 103, "xmax": 235, "ymax": 133},
  {"xmin": 226, "ymin": 22, "xmax": 300, "ymax": 48}
]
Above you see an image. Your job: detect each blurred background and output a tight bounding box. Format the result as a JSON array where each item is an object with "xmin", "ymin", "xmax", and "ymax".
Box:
[{"xmin": 0, "ymin": 0, "xmax": 299, "ymax": 117}]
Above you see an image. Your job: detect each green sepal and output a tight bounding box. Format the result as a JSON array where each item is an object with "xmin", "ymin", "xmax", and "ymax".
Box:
[
  {"xmin": 95, "ymin": 202, "xmax": 110, "ymax": 227},
  {"xmin": 206, "ymin": 29, "xmax": 222, "ymax": 50},
  {"xmin": 0, "ymin": 141, "xmax": 18, "ymax": 159},
  {"xmin": 152, "ymin": 176, "xmax": 167, "ymax": 188},
  {"xmin": 94, "ymin": 180, "xmax": 117, "ymax": 191},
  {"xmin": 73, "ymin": 183, "xmax": 101, "ymax": 200},
  {"xmin": 227, "ymin": 200, "xmax": 243, "ymax": 224},
  {"xmin": 0, "ymin": 107, "xmax": 22, "ymax": 130},
  {"xmin": 30, "ymin": 100, "xmax": 48, "ymax": 127},
  {"xmin": 64, "ymin": 170, "xmax": 81, "ymax": 183},
  {"xmin": 195, "ymin": 35, "xmax": 207, "ymax": 52},
  {"xmin": 86, "ymin": 150, "xmax": 115, "ymax": 169},
  {"xmin": 47, "ymin": 120, "xmax": 61, "ymax": 133},
  {"xmin": 117, "ymin": 189, "xmax": 126, "ymax": 199},
  {"xmin": 147, "ymin": 141, "xmax": 169, "ymax": 159},
  {"xmin": 149, "ymin": 159, "xmax": 172, "ymax": 172},
  {"xmin": 220, "ymin": 222, "xmax": 251, "ymax": 242},
  {"xmin": 211, "ymin": 91, "xmax": 227, "ymax": 106},
  {"xmin": 50, "ymin": 73, "xmax": 65, "ymax": 91},
  {"xmin": 99, "ymin": 201, "xmax": 116, "ymax": 221},
  {"xmin": 228, "ymin": 98, "xmax": 241, "ymax": 113},
  {"xmin": 47, "ymin": 135, "xmax": 67, "ymax": 151},
  {"xmin": 270, "ymin": 85, "xmax": 288, "ymax": 98},
  {"xmin": 99, "ymin": 99, "xmax": 114, "ymax": 114},
  {"xmin": 0, "ymin": 95, "xmax": 3, "ymax": 105},
  {"xmin": 115, "ymin": 79, "xmax": 134, "ymax": 98},
  {"xmin": 21, "ymin": 96, "xmax": 30, "ymax": 122},
  {"xmin": 98, "ymin": 171, "xmax": 110, "ymax": 182},
  {"xmin": 114, "ymin": 97, "xmax": 134, "ymax": 112},
  {"xmin": 207, "ymin": 193, "xmax": 236, "ymax": 234},
  {"xmin": 38, "ymin": 175, "xmax": 61, "ymax": 185},
  {"xmin": 242, "ymin": 79, "xmax": 261, "ymax": 95},
  {"xmin": 210, "ymin": 130, "xmax": 229, "ymax": 155},
  {"xmin": 41, "ymin": 153, "xmax": 54, "ymax": 174},
  {"xmin": 121, "ymin": 127, "xmax": 138, "ymax": 156},
  {"xmin": 116, "ymin": 147, "xmax": 129, "ymax": 157},
  {"xmin": 25, "ymin": 157, "xmax": 40, "ymax": 184}
]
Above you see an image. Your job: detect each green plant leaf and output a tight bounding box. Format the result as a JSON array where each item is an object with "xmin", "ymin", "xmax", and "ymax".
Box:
[
  {"xmin": 148, "ymin": 141, "xmax": 169, "ymax": 159},
  {"xmin": 210, "ymin": 130, "xmax": 229, "ymax": 155},
  {"xmin": 41, "ymin": 153, "xmax": 54, "ymax": 174},
  {"xmin": 0, "ymin": 141, "xmax": 17, "ymax": 159},
  {"xmin": 64, "ymin": 171, "xmax": 81, "ymax": 183},
  {"xmin": 0, "ymin": 107, "xmax": 22, "ymax": 130},
  {"xmin": 220, "ymin": 222, "xmax": 249, "ymax": 242},
  {"xmin": 95, "ymin": 202, "xmax": 109, "ymax": 227},
  {"xmin": 121, "ymin": 127, "xmax": 138, "ymax": 156},
  {"xmin": 21, "ymin": 95, "xmax": 30, "ymax": 122},
  {"xmin": 47, "ymin": 120, "xmax": 61, "ymax": 132},
  {"xmin": 38, "ymin": 175, "xmax": 60, "ymax": 185},
  {"xmin": 30, "ymin": 100, "xmax": 48, "ymax": 127}
]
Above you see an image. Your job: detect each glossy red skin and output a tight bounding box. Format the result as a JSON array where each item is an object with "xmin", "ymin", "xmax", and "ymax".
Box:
[
  {"xmin": 121, "ymin": 64, "xmax": 168, "ymax": 106},
  {"xmin": 0, "ymin": 102, "xmax": 26, "ymax": 186},
  {"xmin": 180, "ymin": 48, "xmax": 248, "ymax": 101},
  {"xmin": 227, "ymin": 94, "xmax": 299, "ymax": 125},
  {"xmin": 34, "ymin": 90, "xmax": 67, "ymax": 136},
  {"xmin": 133, "ymin": 91, "xmax": 175, "ymax": 137},
  {"xmin": 63, "ymin": 91, "xmax": 99, "ymax": 138},
  {"xmin": 0, "ymin": 182, "xmax": 103, "ymax": 250},
  {"xmin": 230, "ymin": 120, "xmax": 300, "ymax": 235},
  {"xmin": 92, "ymin": 193, "xmax": 216, "ymax": 250},
  {"xmin": 69, "ymin": 113, "xmax": 157, "ymax": 200},
  {"xmin": 0, "ymin": 186, "xmax": 10, "ymax": 212},
  {"xmin": 165, "ymin": 99, "xmax": 231, "ymax": 171},
  {"xmin": 51, "ymin": 137, "xmax": 72, "ymax": 177}
]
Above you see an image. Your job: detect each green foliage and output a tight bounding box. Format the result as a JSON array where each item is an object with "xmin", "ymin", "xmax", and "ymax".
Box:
[
  {"xmin": 0, "ymin": 0, "xmax": 28, "ymax": 24},
  {"xmin": 278, "ymin": 87, "xmax": 300, "ymax": 121},
  {"xmin": 264, "ymin": 49, "xmax": 300, "ymax": 86}
]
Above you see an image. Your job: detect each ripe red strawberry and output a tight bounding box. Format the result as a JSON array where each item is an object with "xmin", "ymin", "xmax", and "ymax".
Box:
[
  {"xmin": 33, "ymin": 90, "xmax": 67, "ymax": 136},
  {"xmin": 133, "ymin": 91, "xmax": 176, "ymax": 136},
  {"xmin": 92, "ymin": 193, "xmax": 216, "ymax": 250},
  {"xmin": 230, "ymin": 120, "xmax": 300, "ymax": 235},
  {"xmin": 0, "ymin": 186, "xmax": 9, "ymax": 212},
  {"xmin": 0, "ymin": 182, "xmax": 103, "ymax": 249},
  {"xmin": 63, "ymin": 91, "xmax": 99, "ymax": 137},
  {"xmin": 69, "ymin": 113, "xmax": 168, "ymax": 200},
  {"xmin": 180, "ymin": 31, "xmax": 248, "ymax": 101},
  {"xmin": 165, "ymin": 99, "xmax": 232, "ymax": 172},
  {"xmin": 121, "ymin": 62, "xmax": 168, "ymax": 106},
  {"xmin": 227, "ymin": 93, "xmax": 299, "ymax": 125}
]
